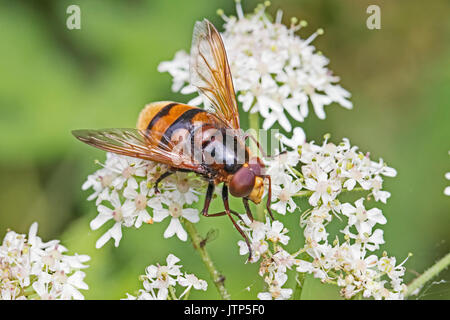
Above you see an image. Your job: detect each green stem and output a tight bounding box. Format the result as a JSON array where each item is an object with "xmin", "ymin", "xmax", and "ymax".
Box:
[
  {"xmin": 292, "ymin": 272, "xmax": 306, "ymax": 300},
  {"xmin": 248, "ymin": 111, "xmax": 260, "ymax": 149},
  {"xmin": 183, "ymin": 287, "xmax": 191, "ymax": 300},
  {"xmin": 405, "ymin": 251, "xmax": 450, "ymax": 298},
  {"xmin": 350, "ymin": 292, "xmax": 363, "ymax": 300},
  {"xmin": 182, "ymin": 219, "xmax": 231, "ymax": 300},
  {"xmin": 168, "ymin": 285, "xmax": 178, "ymax": 300},
  {"xmin": 22, "ymin": 284, "xmax": 36, "ymax": 297}
]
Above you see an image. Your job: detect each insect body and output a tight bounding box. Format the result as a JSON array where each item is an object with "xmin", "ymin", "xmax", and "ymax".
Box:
[{"xmin": 72, "ymin": 20, "xmax": 273, "ymax": 260}]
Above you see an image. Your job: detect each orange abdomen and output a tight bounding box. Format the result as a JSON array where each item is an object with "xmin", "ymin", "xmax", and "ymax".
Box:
[{"xmin": 137, "ymin": 101, "xmax": 219, "ymax": 147}]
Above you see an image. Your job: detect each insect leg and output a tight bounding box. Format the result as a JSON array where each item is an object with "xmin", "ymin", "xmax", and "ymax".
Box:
[
  {"xmin": 154, "ymin": 171, "xmax": 173, "ymax": 194},
  {"xmin": 201, "ymin": 181, "xmax": 215, "ymax": 216},
  {"xmin": 202, "ymin": 182, "xmax": 242, "ymax": 220},
  {"xmin": 266, "ymin": 150, "xmax": 288, "ymax": 160},
  {"xmin": 203, "ymin": 210, "xmax": 243, "ymax": 220},
  {"xmin": 262, "ymin": 175, "xmax": 275, "ymax": 221},
  {"xmin": 222, "ymin": 185, "xmax": 252, "ymax": 262},
  {"xmin": 242, "ymin": 198, "xmax": 255, "ymax": 222}
]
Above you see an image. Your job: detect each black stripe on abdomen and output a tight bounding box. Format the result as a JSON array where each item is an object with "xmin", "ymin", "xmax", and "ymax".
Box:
[
  {"xmin": 159, "ymin": 108, "xmax": 205, "ymax": 147},
  {"xmin": 146, "ymin": 102, "xmax": 178, "ymax": 131}
]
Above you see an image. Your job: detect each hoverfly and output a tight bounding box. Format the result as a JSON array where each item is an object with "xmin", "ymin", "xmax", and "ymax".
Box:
[{"xmin": 73, "ymin": 19, "xmax": 274, "ymax": 261}]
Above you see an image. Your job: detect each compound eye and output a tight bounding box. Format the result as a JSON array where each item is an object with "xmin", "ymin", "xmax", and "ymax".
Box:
[{"xmin": 229, "ymin": 167, "xmax": 255, "ymax": 198}]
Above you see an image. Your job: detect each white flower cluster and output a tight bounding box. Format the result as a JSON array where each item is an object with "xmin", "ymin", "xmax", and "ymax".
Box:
[
  {"xmin": 158, "ymin": 1, "xmax": 352, "ymax": 132},
  {"xmin": 83, "ymin": 153, "xmax": 206, "ymax": 248},
  {"xmin": 268, "ymin": 134, "xmax": 397, "ymax": 209},
  {"xmin": 261, "ymin": 133, "xmax": 409, "ymax": 299},
  {"xmin": 0, "ymin": 222, "xmax": 90, "ymax": 300},
  {"xmin": 237, "ymin": 216, "xmax": 298, "ymax": 300},
  {"xmin": 123, "ymin": 254, "xmax": 207, "ymax": 300}
]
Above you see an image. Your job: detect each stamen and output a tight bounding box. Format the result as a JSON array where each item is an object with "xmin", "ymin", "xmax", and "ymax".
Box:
[
  {"xmin": 235, "ymin": 0, "xmax": 244, "ymax": 19},
  {"xmin": 397, "ymin": 253, "xmax": 413, "ymax": 268},
  {"xmin": 216, "ymin": 8, "xmax": 229, "ymax": 22},
  {"xmin": 289, "ymin": 17, "xmax": 308, "ymax": 34},
  {"xmin": 304, "ymin": 28, "xmax": 324, "ymax": 46},
  {"xmin": 254, "ymin": 3, "xmax": 265, "ymax": 17},
  {"xmin": 275, "ymin": 9, "xmax": 283, "ymax": 24}
]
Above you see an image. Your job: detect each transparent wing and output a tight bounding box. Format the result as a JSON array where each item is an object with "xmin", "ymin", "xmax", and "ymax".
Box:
[
  {"xmin": 190, "ymin": 19, "xmax": 240, "ymax": 130},
  {"xmin": 72, "ymin": 128, "xmax": 206, "ymax": 174}
]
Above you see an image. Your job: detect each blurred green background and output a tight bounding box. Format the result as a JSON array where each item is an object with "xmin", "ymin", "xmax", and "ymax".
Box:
[{"xmin": 0, "ymin": 0, "xmax": 449, "ymax": 299}]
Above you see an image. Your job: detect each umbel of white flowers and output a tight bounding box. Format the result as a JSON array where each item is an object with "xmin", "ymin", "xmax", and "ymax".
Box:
[
  {"xmin": 158, "ymin": 0, "xmax": 353, "ymax": 132},
  {"xmin": 0, "ymin": 223, "xmax": 90, "ymax": 300},
  {"xmin": 123, "ymin": 254, "xmax": 207, "ymax": 300},
  {"xmin": 233, "ymin": 135, "xmax": 408, "ymax": 300}
]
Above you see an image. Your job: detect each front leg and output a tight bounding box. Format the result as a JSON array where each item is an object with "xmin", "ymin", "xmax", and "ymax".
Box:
[
  {"xmin": 222, "ymin": 185, "xmax": 253, "ymax": 262},
  {"xmin": 242, "ymin": 198, "xmax": 255, "ymax": 222},
  {"xmin": 201, "ymin": 181, "xmax": 215, "ymax": 216},
  {"xmin": 154, "ymin": 171, "xmax": 173, "ymax": 194},
  {"xmin": 201, "ymin": 182, "xmax": 242, "ymax": 220},
  {"xmin": 263, "ymin": 175, "xmax": 275, "ymax": 221}
]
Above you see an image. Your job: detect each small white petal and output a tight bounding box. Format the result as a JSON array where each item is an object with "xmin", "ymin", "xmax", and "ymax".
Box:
[
  {"xmin": 164, "ymin": 218, "xmax": 187, "ymax": 241},
  {"xmin": 90, "ymin": 213, "xmax": 112, "ymax": 230}
]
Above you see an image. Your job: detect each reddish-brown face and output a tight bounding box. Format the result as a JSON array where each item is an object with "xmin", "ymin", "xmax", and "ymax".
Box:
[
  {"xmin": 229, "ymin": 157, "xmax": 265, "ymax": 200},
  {"xmin": 229, "ymin": 166, "xmax": 255, "ymax": 197}
]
